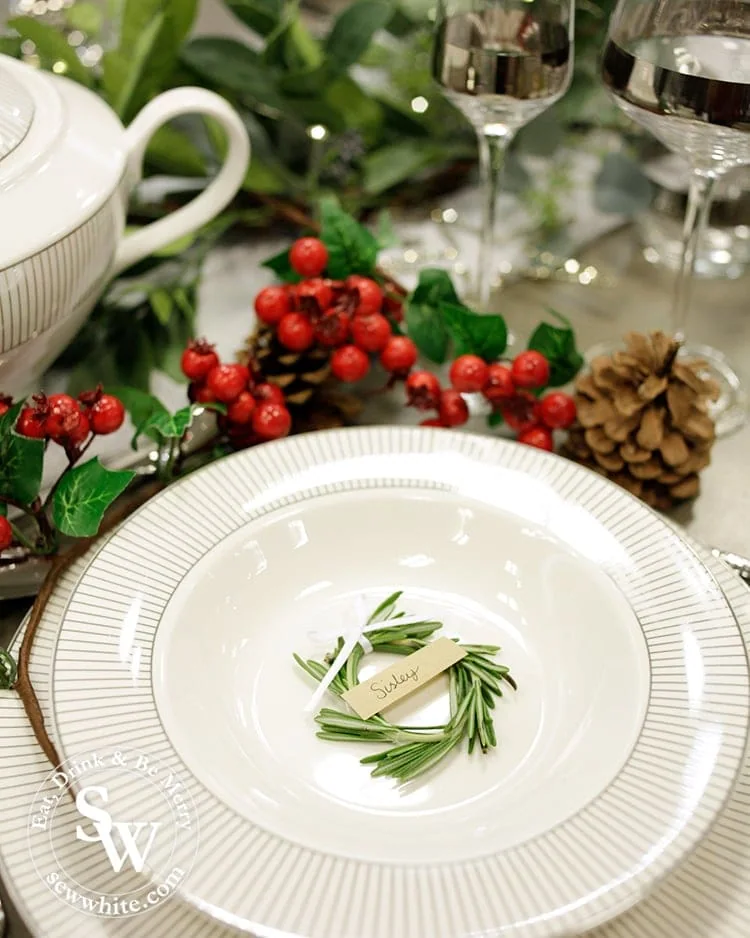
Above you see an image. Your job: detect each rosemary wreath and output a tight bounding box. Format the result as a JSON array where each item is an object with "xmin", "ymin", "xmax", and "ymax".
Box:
[{"xmin": 294, "ymin": 592, "xmax": 517, "ymax": 783}]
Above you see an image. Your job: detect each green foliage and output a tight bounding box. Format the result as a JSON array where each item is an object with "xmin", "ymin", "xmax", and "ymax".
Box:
[
  {"xmin": 442, "ymin": 303, "xmax": 508, "ymax": 362},
  {"xmin": 0, "ymin": 404, "xmax": 44, "ymax": 506},
  {"xmin": 318, "ymin": 195, "xmax": 379, "ymax": 278},
  {"xmin": 527, "ymin": 311, "xmax": 584, "ymax": 388},
  {"xmin": 52, "ymin": 459, "xmax": 135, "ymax": 537}
]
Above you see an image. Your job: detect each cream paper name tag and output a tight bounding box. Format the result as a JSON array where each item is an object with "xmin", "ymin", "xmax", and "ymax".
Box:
[{"xmin": 342, "ymin": 638, "xmax": 467, "ymax": 720}]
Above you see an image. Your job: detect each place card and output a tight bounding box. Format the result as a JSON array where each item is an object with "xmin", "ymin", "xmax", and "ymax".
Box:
[{"xmin": 342, "ymin": 638, "xmax": 467, "ymax": 720}]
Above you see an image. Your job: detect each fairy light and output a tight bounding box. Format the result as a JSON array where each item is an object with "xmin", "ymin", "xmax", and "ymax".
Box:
[
  {"xmin": 51, "ymin": 60, "xmax": 67, "ymax": 74},
  {"xmin": 411, "ymin": 96, "xmax": 429, "ymax": 114},
  {"xmin": 307, "ymin": 124, "xmax": 329, "ymax": 141}
]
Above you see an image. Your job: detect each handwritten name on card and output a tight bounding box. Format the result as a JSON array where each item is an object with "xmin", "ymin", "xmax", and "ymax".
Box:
[{"xmin": 342, "ymin": 637, "xmax": 467, "ymax": 720}]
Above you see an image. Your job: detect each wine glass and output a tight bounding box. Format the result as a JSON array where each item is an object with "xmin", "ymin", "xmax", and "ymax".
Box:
[
  {"xmin": 432, "ymin": 0, "xmax": 575, "ymax": 309},
  {"xmin": 600, "ymin": 0, "xmax": 750, "ymax": 435}
]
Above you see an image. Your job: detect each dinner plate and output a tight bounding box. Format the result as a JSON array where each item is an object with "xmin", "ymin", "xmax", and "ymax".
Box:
[
  {"xmin": 44, "ymin": 427, "xmax": 749, "ymax": 937},
  {"xmin": 1, "ymin": 531, "xmax": 750, "ymax": 938}
]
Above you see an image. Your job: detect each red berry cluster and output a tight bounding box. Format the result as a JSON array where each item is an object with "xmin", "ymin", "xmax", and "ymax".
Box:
[
  {"xmin": 405, "ymin": 350, "xmax": 576, "ymax": 449},
  {"xmin": 181, "ymin": 339, "xmax": 291, "ymax": 445},
  {"xmin": 4, "ymin": 389, "xmax": 125, "ymax": 449},
  {"xmin": 253, "ymin": 237, "xmax": 411, "ymax": 386}
]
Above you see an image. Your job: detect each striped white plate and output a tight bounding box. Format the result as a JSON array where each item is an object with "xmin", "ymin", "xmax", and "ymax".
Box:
[
  {"xmin": 43, "ymin": 429, "xmax": 750, "ymax": 935},
  {"xmin": 2, "ymin": 526, "xmax": 750, "ymax": 938}
]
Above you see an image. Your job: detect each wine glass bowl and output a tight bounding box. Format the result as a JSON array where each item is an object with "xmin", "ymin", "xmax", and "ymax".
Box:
[
  {"xmin": 432, "ymin": 0, "xmax": 575, "ymax": 308},
  {"xmin": 599, "ymin": 0, "xmax": 750, "ymax": 434}
]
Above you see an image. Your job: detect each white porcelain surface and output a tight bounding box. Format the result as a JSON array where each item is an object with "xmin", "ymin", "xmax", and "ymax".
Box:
[
  {"xmin": 0, "ymin": 55, "xmax": 250, "ymax": 393},
  {"xmin": 153, "ymin": 488, "xmax": 650, "ymax": 863},
  {"xmin": 47, "ymin": 428, "xmax": 749, "ymax": 938},
  {"xmin": 1, "ymin": 461, "xmax": 750, "ymax": 938}
]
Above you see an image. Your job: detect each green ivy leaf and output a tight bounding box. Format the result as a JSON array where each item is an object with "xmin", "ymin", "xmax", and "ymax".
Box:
[
  {"xmin": 324, "ymin": 0, "xmax": 393, "ymax": 75},
  {"xmin": 52, "ymin": 458, "xmax": 135, "ymax": 538},
  {"xmin": 404, "ymin": 268, "xmax": 461, "ymax": 364},
  {"xmin": 261, "ymin": 248, "xmax": 303, "ymax": 283},
  {"xmin": 487, "ymin": 411, "xmax": 504, "ymax": 427},
  {"xmin": 135, "ymin": 405, "xmax": 195, "ymax": 444},
  {"xmin": 318, "ymin": 195, "xmax": 379, "ymax": 278},
  {"xmin": 0, "ymin": 403, "xmax": 44, "ymax": 507},
  {"xmin": 8, "ymin": 17, "xmax": 93, "ymax": 86},
  {"xmin": 0, "ymin": 501, "xmax": 6, "ymax": 518},
  {"xmin": 527, "ymin": 310, "xmax": 584, "ymax": 387},
  {"xmin": 441, "ymin": 302, "xmax": 508, "ymax": 361},
  {"xmin": 107, "ymin": 386, "xmax": 168, "ymax": 449}
]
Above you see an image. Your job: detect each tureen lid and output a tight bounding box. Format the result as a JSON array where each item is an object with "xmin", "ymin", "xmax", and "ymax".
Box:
[
  {"xmin": 0, "ymin": 54, "xmax": 128, "ymax": 267},
  {"xmin": 0, "ymin": 68, "xmax": 34, "ymax": 160}
]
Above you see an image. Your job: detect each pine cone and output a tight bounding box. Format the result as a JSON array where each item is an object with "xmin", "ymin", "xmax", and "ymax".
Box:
[
  {"xmin": 240, "ymin": 325, "xmax": 363, "ymax": 430},
  {"xmin": 561, "ymin": 332, "xmax": 718, "ymax": 510}
]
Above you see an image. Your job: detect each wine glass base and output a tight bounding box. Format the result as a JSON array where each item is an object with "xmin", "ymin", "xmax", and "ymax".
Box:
[{"xmin": 585, "ymin": 340, "xmax": 747, "ymax": 438}]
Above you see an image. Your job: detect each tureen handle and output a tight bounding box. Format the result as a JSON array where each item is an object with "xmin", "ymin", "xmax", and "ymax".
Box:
[{"xmin": 111, "ymin": 87, "xmax": 250, "ymax": 277}]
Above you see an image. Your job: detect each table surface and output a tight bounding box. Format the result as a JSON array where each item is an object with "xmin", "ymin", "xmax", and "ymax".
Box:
[{"xmin": 1, "ymin": 222, "xmax": 749, "ymax": 937}]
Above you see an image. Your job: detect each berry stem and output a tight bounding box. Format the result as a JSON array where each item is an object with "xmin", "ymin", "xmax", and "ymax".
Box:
[{"xmin": 42, "ymin": 434, "xmax": 96, "ymax": 515}]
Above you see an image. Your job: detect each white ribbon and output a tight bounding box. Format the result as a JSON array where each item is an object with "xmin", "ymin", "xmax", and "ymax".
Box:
[{"xmin": 304, "ymin": 596, "xmax": 429, "ymax": 713}]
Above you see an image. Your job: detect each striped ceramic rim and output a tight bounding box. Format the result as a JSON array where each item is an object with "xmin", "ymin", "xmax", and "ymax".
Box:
[
  {"xmin": 47, "ymin": 427, "xmax": 750, "ymax": 938},
  {"xmin": 2, "ymin": 534, "xmax": 750, "ymax": 938}
]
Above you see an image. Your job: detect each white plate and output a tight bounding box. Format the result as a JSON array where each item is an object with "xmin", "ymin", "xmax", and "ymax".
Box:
[
  {"xmin": 44, "ymin": 427, "xmax": 749, "ymax": 937},
  {"xmin": 1, "ymin": 513, "xmax": 750, "ymax": 937}
]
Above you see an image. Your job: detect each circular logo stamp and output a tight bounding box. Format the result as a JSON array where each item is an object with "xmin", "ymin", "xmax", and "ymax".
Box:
[{"xmin": 27, "ymin": 746, "xmax": 199, "ymax": 919}]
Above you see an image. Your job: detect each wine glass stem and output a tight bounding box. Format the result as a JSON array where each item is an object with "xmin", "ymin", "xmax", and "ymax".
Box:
[
  {"xmin": 476, "ymin": 126, "xmax": 513, "ymax": 309},
  {"xmin": 671, "ymin": 172, "xmax": 717, "ymax": 343}
]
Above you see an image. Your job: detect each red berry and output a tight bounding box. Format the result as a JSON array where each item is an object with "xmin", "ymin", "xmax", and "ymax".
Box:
[
  {"xmin": 254, "ymin": 286, "xmax": 290, "ymax": 326},
  {"xmin": 289, "ymin": 237, "xmax": 328, "ymax": 278},
  {"xmin": 0, "ymin": 395, "xmax": 11, "ymax": 418},
  {"xmin": 45, "ymin": 394, "xmax": 81, "ymax": 441},
  {"xmin": 254, "ymin": 383, "xmax": 286, "ymax": 406},
  {"xmin": 16, "ymin": 406, "xmax": 46, "ymax": 439},
  {"xmin": 331, "ymin": 345, "xmax": 370, "ymax": 383},
  {"xmin": 227, "ymin": 390, "xmax": 256, "ymax": 425},
  {"xmin": 351, "ymin": 313, "xmax": 391, "ymax": 353},
  {"xmin": 405, "ymin": 370, "xmax": 441, "ymax": 410},
  {"xmin": 449, "ymin": 354, "xmax": 489, "ymax": 393},
  {"xmin": 191, "ymin": 382, "xmax": 215, "ymax": 405},
  {"xmin": 380, "ymin": 336, "xmax": 417, "ymax": 374},
  {"xmin": 205, "ymin": 364, "xmax": 250, "ymax": 403},
  {"xmin": 347, "ymin": 276, "xmax": 383, "ymax": 316},
  {"xmin": 438, "ymin": 389, "xmax": 469, "ymax": 427},
  {"xmin": 538, "ymin": 391, "xmax": 576, "ymax": 430},
  {"xmin": 383, "ymin": 291, "xmax": 404, "ymax": 322},
  {"xmin": 64, "ymin": 410, "xmax": 90, "ymax": 446},
  {"xmin": 252, "ymin": 401, "xmax": 292, "ymax": 440},
  {"xmin": 315, "ymin": 310, "xmax": 350, "ymax": 348},
  {"xmin": 277, "ymin": 312, "xmax": 315, "ymax": 352},
  {"xmin": 420, "ymin": 417, "xmax": 444, "ymax": 427},
  {"xmin": 180, "ymin": 339, "xmax": 219, "ymax": 381},
  {"xmin": 518, "ymin": 425, "xmax": 554, "ymax": 451},
  {"xmin": 482, "ymin": 364, "xmax": 516, "ymax": 403},
  {"xmin": 89, "ymin": 394, "xmax": 125, "ymax": 435},
  {"xmin": 501, "ymin": 391, "xmax": 538, "ymax": 433},
  {"xmin": 295, "ymin": 278, "xmax": 333, "ymax": 313},
  {"xmin": 511, "ymin": 350, "xmax": 550, "ymax": 389},
  {"xmin": 0, "ymin": 516, "xmax": 12, "ymax": 551}
]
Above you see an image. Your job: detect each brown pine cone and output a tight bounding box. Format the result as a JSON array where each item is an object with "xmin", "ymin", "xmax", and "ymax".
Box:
[{"xmin": 561, "ymin": 332, "xmax": 718, "ymax": 510}]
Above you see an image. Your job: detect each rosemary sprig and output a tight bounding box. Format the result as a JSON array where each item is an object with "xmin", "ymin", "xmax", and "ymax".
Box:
[{"xmin": 294, "ymin": 592, "xmax": 517, "ymax": 784}]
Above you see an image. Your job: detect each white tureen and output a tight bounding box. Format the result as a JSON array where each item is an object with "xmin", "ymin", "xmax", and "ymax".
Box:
[{"xmin": 0, "ymin": 53, "xmax": 250, "ymax": 394}]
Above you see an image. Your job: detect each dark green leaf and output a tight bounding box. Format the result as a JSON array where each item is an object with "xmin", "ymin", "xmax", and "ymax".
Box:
[
  {"xmin": 527, "ymin": 311, "xmax": 584, "ymax": 387},
  {"xmin": 52, "ymin": 458, "xmax": 135, "ymax": 538},
  {"xmin": 135, "ymin": 405, "xmax": 195, "ymax": 443},
  {"xmin": 405, "ymin": 269, "xmax": 462, "ymax": 365},
  {"xmin": 0, "ymin": 442, "xmax": 41, "ymax": 513},
  {"xmin": 594, "ymin": 151, "xmax": 653, "ymax": 215},
  {"xmin": 181, "ymin": 38, "xmax": 289, "ymax": 115},
  {"xmin": 318, "ymin": 195, "xmax": 379, "ymax": 278},
  {"xmin": 150, "ymin": 290, "xmax": 173, "ymax": 325},
  {"xmin": 363, "ymin": 141, "xmax": 436, "ymax": 195},
  {"xmin": 0, "ymin": 37, "xmax": 22, "ymax": 57},
  {"xmin": 324, "ymin": 0, "xmax": 393, "ymax": 74},
  {"xmin": 103, "ymin": 0, "xmax": 198, "ymax": 121},
  {"xmin": 322, "ymin": 76, "xmax": 383, "ymax": 141},
  {"xmin": 226, "ymin": 0, "xmax": 283, "ymax": 36},
  {"xmin": 261, "ymin": 248, "xmax": 303, "ymax": 283},
  {"xmin": 107, "ymin": 386, "xmax": 167, "ymax": 448},
  {"xmin": 145, "ymin": 125, "xmax": 207, "ymax": 178},
  {"xmin": 487, "ymin": 411, "xmax": 504, "ymax": 427},
  {"xmin": 0, "ymin": 404, "xmax": 44, "ymax": 506},
  {"xmin": 441, "ymin": 302, "xmax": 508, "ymax": 361},
  {"xmin": 8, "ymin": 17, "xmax": 93, "ymax": 85},
  {"xmin": 0, "ymin": 502, "xmax": 5, "ymax": 517}
]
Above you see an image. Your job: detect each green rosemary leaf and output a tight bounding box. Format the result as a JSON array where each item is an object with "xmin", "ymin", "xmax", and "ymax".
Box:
[
  {"xmin": 367, "ymin": 590, "xmax": 403, "ymax": 624},
  {"xmin": 486, "ymin": 714, "xmax": 497, "ymax": 748},
  {"xmin": 502, "ymin": 672, "xmax": 519, "ymax": 691}
]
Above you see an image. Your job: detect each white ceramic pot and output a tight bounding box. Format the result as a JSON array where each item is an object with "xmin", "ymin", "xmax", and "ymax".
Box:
[{"xmin": 0, "ymin": 54, "xmax": 250, "ymax": 395}]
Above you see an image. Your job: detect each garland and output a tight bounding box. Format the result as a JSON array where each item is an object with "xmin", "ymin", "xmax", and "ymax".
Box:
[{"xmin": 295, "ymin": 592, "xmax": 517, "ymax": 783}]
